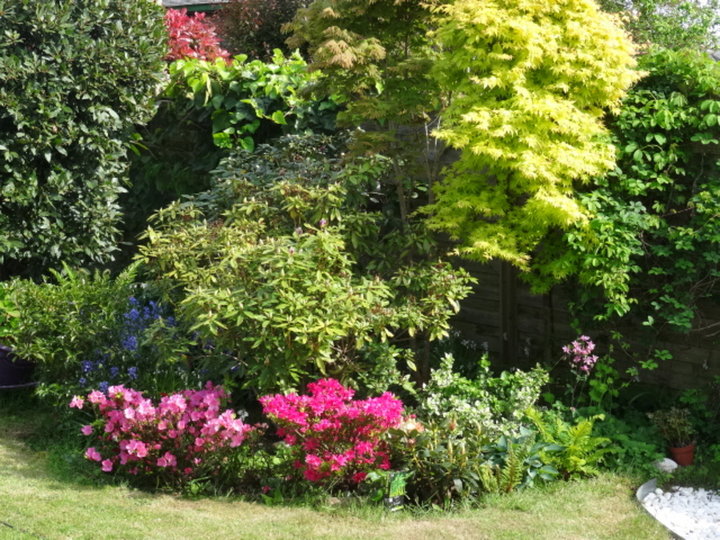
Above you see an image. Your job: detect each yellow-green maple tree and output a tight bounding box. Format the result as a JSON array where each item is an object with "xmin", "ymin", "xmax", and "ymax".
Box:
[
  {"xmin": 427, "ymin": 0, "xmax": 639, "ymax": 267},
  {"xmin": 288, "ymin": 0, "xmax": 639, "ymax": 268}
]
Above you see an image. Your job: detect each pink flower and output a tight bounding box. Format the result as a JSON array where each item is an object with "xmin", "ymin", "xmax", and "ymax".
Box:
[
  {"xmin": 77, "ymin": 383, "xmax": 250, "ymax": 483},
  {"xmin": 88, "ymin": 390, "xmax": 106, "ymax": 405},
  {"xmin": 69, "ymin": 396, "xmax": 84, "ymax": 409},
  {"xmin": 126, "ymin": 440, "xmax": 148, "ymax": 458},
  {"xmin": 85, "ymin": 447, "xmax": 102, "ymax": 462}
]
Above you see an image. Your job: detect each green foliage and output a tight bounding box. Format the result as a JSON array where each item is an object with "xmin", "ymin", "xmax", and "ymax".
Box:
[
  {"xmin": 10, "ymin": 265, "xmax": 193, "ymax": 405},
  {"xmin": 402, "ymin": 420, "xmax": 557, "ymax": 504},
  {"xmin": 427, "ymin": 0, "xmax": 639, "ymax": 268},
  {"xmin": 0, "ymin": 0, "xmax": 167, "ymax": 278},
  {"xmin": 165, "ymin": 51, "xmax": 337, "ymax": 151},
  {"xmin": 416, "ymin": 353, "xmax": 548, "ymax": 439},
  {"xmin": 531, "ymin": 49, "xmax": 720, "ymax": 332},
  {"xmin": 480, "ymin": 429, "xmax": 560, "ymax": 494},
  {"xmin": 591, "ymin": 411, "xmax": 664, "ymax": 475},
  {"xmin": 11, "ymin": 265, "xmax": 135, "ymax": 376},
  {"xmin": 526, "ymin": 408, "xmax": 611, "ymax": 479},
  {"xmin": 679, "ymin": 377, "xmax": 720, "ymax": 444},
  {"xmin": 552, "ymin": 346, "xmax": 630, "ymax": 412},
  {"xmin": 401, "ymin": 355, "xmax": 551, "ymax": 504},
  {"xmin": 124, "ymin": 51, "xmax": 337, "ymax": 245},
  {"xmin": 403, "ymin": 416, "xmax": 491, "ymax": 504},
  {"xmin": 598, "ymin": 0, "xmax": 720, "ymax": 51},
  {"xmin": 138, "ymin": 134, "xmax": 473, "ymax": 393},
  {"xmin": 0, "ymin": 282, "xmax": 19, "ymax": 340},
  {"xmin": 666, "ymin": 453, "xmax": 720, "ymax": 491}
]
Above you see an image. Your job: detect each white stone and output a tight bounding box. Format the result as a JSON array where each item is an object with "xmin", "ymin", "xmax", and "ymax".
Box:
[
  {"xmin": 654, "ymin": 458, "xmax": 679, "ymax": 473},
  {"xmin": 641, "ymin": 485, "xmax": 720, "ymax": 540}
]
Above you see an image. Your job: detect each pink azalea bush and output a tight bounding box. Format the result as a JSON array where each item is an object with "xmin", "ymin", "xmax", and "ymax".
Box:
[
  {"xmin": 70, "ymin": 382, "xmax": 252, "ymax": 487},
  {"xmin": 260, "ymin": 378, "xmax": 405, "ymax": 485},
  {"xmin": 165, "ymin": 8, "xmax": 230, "ymax": 62}
]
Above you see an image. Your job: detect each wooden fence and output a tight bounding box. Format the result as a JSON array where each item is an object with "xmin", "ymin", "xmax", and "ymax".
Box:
[{"xmin": 452, "ymin": 260, "xmax": 720, "ymax": 390}]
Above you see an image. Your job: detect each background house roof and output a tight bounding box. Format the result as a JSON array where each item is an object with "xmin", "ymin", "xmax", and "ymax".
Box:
[{"xmin": 162, "ymin": 0, "xmax": 228, "ymax": 9}]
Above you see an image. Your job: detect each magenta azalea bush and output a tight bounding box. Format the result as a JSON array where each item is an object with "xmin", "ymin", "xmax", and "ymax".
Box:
[
  {"xmin": 70, "ymin": 383, "xmax": 252, "ymax": 486},
  {"xmin": 260, "ymin": 378, "xmax": 405, "ymax": 485}
]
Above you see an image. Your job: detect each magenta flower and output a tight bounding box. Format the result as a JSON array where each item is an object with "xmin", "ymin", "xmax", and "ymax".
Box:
[
  {"xmin": 101, "ymin": 459, "xmax": 113, "ymax": 473},
  {"xmin": 81, "ymin": 425, "xmax": 93, "ymax": 436},
  {"xmin": 261, "ymin": 378, "xmax": 405, "ymax": 486}
]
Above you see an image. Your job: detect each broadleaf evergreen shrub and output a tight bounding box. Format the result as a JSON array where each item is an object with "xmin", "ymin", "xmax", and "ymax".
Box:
[
  {"xmin": 416, "ymin": 353, "xmax": 548, "ymax": 439},
  {"xmin": 138, "ymin": 134, "xmax": 473, "ymax": 393},
  {"xmin": 261, "ymin": 378, "xmax": 405, "ymax": 487},
  {"xmin": 71, "ymin": 383, "xmax": 253, "ymax": 490},
  {"xmin": 400, "ymin": 354, "xmax": 550, "ymax": 504},
  {"xmin": 0, "ymin": 0, "xmax": 167, "ymax": 278}
]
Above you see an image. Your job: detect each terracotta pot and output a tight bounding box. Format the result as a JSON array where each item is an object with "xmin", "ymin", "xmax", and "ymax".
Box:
[
  {"xmin": 669, "ymin": 443, "xmax": 696, "ymax": 466},
  {"xmin": 0, "ymin": 345, "xmax": 35, "ymax": 387}
]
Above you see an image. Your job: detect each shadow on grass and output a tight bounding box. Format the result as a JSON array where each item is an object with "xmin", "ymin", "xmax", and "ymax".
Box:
[{"xmin": 0, "ymin": 389, "xmax": 115, "ymax": 492}]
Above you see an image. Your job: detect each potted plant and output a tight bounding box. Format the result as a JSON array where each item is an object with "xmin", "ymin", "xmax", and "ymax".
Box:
[{"xmin": 648, "ymin": 407, "xmax": 697, "ymax": 466}]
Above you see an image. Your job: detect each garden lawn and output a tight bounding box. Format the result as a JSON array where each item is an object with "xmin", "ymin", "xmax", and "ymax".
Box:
[{"xmin": 0, "ymin": 399, "xmax": 666, "ymax": 540}]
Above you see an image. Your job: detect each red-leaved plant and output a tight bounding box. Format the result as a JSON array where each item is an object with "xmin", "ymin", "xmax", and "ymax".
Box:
[
  {"xmin": 165, "ymin": 8, "xmax": 230, "ymax": 62},
  {"xmin": 260, "ymin": 378, "xmax": 405, "ymax": 485},
  {"xmin": 70, "ymin": 383, "xmax": 252, "ymax": 487}
]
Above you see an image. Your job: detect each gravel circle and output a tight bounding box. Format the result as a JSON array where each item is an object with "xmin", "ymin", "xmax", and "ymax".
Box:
[{"xmin": 641, "ymin": 485, "xmax": 720, "ymax": 539}]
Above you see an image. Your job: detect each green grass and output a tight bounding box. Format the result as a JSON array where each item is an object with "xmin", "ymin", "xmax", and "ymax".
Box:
[{"xmin": 0, "ymin": 392, "xmax": 669, "ymax": 540}]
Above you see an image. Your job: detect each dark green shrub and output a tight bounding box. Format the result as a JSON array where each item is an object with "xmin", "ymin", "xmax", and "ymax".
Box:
[
  {"xmin": 0, "ymin": 0, "xmax": 167, "ymax": 278},
  {"xmin": 591, "ymin": 410, "xmax": 664, "ymax": 476},
  {"xmin": 678, "ymin": 377, "xmax": 720, "ymax": 445}
]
